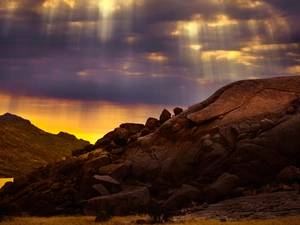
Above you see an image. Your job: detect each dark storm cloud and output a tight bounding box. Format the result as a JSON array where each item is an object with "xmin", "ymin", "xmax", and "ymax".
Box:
[
  {"xmin": 0, "ymin": 67, "xmax": 199, "ymax": 105},
  {"xmin": 265, "ymin": 0, "xmax": 300, "ymax": 16},
  {"xmin": 0, "ymin": 0, "xmax": 299, "ymax": 106},
  {"xmin": 142, "ymin": 0, "xmax": 275, "ymax": 22}
]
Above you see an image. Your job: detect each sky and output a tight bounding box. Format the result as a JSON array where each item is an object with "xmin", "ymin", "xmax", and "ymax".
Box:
[{"xmin": 0, "ymin": 0, "xmax": 299, "ymax": 143}]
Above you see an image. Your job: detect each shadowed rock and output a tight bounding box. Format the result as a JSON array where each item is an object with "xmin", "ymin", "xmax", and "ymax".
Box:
[
  {"xmin": 162, "ymin": 184, "xmax": 204, "ymax": 211},
  {"xmin": 82, "ymin": 186, "xmax": 150, "ymax": 216},
  {"xmin": 205, "ymin": 173, "xmax": 241, "ymax": 204},
  {"xmin": 120, "ymin": 123, "xmax": 145, "ymax": 136},
  {"xmin": 159, "ymin": 109, "xmax": 171, "ymax": 123},
  {"xmin": 173, "ymin": 107, "xmax": 183, "ymax": 116},
  {"xmin": 1, "ymin": 76, "xmax": 300, "ymax": 217},
  {"xmin": 113, "ymin": 128, "xmax": 129, "ymax": 146},
  {"xmin": 98, "ymin": 163, "xmax": 131, "ymax": 182}
]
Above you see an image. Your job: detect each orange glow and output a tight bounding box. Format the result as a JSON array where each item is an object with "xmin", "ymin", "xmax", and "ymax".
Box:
[
  {"xmin": 7, "ymin": 1, "xmax": 18, "ymax": 10},
  {"xmin": 0, "ymin": 93, "xmax": 177, "ymax": 144},
  {"xmin": 148, "ymin": 52, "xmax": 168, "ymax": 62},
  {"xmin": 0, "ymin": 178, "xmax": 14, "ymax": 188},
  {"xmin": 286, "ymin": 66, "xmax": 300, "ymax": 75},
  {"xmin": 77, "ymin": 70, "xmax": 89, "ymax": 77},
  {"xmin": 189, "ymin": 45, "xmax": 202, "ymax": 50},
  {"xmin": 207, "ymin": 14, "xmax": 237, "ymax": 27},
  {"xmin": 125, "ymin": 36, "xmax": 138, "ymax": 44},
  {"xmin": 43, "ymin": 0, "xmax": 75, "ymax": 8}
]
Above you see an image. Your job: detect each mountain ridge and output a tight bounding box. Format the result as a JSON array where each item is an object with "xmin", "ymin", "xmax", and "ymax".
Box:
[{"xmin": 0, "ymin": 113, "xmax": 89, "ymax": 177}]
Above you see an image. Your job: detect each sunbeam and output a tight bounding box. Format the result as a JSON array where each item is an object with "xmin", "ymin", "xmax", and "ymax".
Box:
[
  {"xmin": 171, "ymin": 0, "xmax": 297, "ymax": 84},
  {"xmin": 0, "ymin": 0, "xmax": 299, "ymax": 141},
  {"xmin": 1, "ymin": 0, "xmax": 18, "ymax": 37}
]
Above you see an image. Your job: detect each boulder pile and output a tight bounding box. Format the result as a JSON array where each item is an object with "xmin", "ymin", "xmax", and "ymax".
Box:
[{"xmin": 1, "ymin": 76, "xmax": 300, "ymax": 219}]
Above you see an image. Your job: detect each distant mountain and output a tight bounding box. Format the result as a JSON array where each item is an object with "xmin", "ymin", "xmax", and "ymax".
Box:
[{"xmin": 0, "ymin": 113, "xmax": 89, "ymax": 177}]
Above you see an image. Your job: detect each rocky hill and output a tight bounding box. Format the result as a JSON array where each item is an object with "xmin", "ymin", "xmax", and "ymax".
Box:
[
  {"xmin": 0, "ymin": 113, "xmax": 89, "ymax": 177},
  {"xmin": 0, "ymin": 76, "xmax": 300, "ymax": 219}
]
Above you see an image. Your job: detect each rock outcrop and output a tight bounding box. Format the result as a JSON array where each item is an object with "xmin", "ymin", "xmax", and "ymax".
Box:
[{"xmin": 1, "ymin": 76, "xmax": 300, "ymax": 218}]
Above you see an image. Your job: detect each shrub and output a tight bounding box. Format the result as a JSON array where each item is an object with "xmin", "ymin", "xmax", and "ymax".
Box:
[{"xmin": 136, "ymin": 199, "xmax": 178, "ymax": 223}]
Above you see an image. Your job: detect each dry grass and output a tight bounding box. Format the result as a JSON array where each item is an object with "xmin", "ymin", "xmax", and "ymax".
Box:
[
  {"xmin": 0, "ymin": 216, "xmax": 96, "ymax": 225},
  {"xmin": 0, "ymin": 178, "xmax": 13, "ymax": 188},
  {"xmin": 175, "ymin": 217, "xmax": 300, "ymax": 225},
  {"xmin": 1, "ymin": 216, "xmax": 300, "ymax": 225}
]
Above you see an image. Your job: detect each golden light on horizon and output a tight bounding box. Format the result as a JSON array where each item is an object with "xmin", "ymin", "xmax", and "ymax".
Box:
[{"xmin": 0, "ymin": 93, "xmax": 177, "ymax": 144}]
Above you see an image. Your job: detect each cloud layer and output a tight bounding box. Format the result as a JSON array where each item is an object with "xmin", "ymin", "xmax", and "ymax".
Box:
[{"xmin": 0, "ymin": 0, "xmax": 299, "ymax": 106}]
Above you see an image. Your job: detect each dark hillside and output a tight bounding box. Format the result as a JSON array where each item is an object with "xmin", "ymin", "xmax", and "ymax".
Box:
[{"xmin": 0, "ymin": 113, "xmax": 89, "ymax": 177}]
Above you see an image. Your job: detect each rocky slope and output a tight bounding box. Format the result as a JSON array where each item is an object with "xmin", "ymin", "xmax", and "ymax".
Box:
[
  {"xmin": 0, "ymin": 76, "xmax": 300, "ymax": 218},
  {"xmin": 0, "ymin": 113, "xmax": 89, "ymax": 177}
]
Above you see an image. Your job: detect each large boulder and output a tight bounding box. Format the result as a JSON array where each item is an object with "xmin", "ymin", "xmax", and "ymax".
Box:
[
  {"xmin": 161, "ymin": 184, "xmax": 204, "ymax": 211},
  {"xmin": 173, "ymin": 107, "xmax": 183, "ymax": 116},
  {"xmin": 120, "ymin": 123, "xmax": 145, "ymax": 136},
  {"xmin": 205, "ymin": 173, "xmax": 241, "ymax": 204},
  {"xmin": 93, "ymin": 175, "xmax": 121, "ymax": 193},
  {"xmin": 159, "ymin": 109, "xmax": 171, "ymax": 123},
  {"xmin": 113, "ymin": 128, "xmax": 130, "ymax": 146},
  {"xmin": 80, "ymin": 175, "xmax": 121, "ymax": 199},
  {"xmin": 82, "ymin": 186, "xmax": 150, "ymax": 216},
  {"xmin": 93, "ymin": 183, "xmax": 110, "ymax": 196},
  {"xmin": 98, "ymin": 162, "xmax": 131, "ymax": 182},
  {"xmin": 145, "ymin": 118, "xmax": 161, "ymax": 130},
  {"xmin": 85, "ymin": 155, "xmax": 110, "ymax": 170},
  {"xmin": 276, "ymin": 166, "xmax": 300, "ymax": 184}
]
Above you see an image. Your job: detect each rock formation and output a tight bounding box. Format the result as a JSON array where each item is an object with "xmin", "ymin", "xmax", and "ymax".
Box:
[{"xmin": 1, "ymin": 76, "xmax": 300, "ymax": 218}]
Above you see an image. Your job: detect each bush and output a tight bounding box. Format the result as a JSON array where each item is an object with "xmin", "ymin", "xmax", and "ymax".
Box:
[
  {"xmin": 94, "ymin": 211, "xmax": 112, "ymax": 223},
  {"xmin": 136, "ymin": 199, "xmax": 178, "ymax": 223}
]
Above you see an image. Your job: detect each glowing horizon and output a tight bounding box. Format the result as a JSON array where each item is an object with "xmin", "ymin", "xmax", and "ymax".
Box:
[
  {"xmin": 0, "ymin": 93, "xmax": 180, "ymax": 143},
  {"xmin": 0, "ymin": 0, "xmax": 299, "ymax": 141}
]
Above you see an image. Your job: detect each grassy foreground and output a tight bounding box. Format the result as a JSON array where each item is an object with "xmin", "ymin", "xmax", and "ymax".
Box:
[{"xmin": 1, "ymin": 216, "xmax": 300, "ymax": 225}]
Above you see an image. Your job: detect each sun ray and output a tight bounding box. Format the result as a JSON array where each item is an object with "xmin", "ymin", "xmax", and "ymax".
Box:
[
  {"xmin": 171, "ymin": 0, "xmax": 297, "ymax": 84},
  {"xmin": 1, "ymin": 0, "xmax": 18, "ymax": 37}
]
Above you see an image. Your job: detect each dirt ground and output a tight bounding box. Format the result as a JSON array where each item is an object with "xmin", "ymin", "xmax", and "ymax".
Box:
[{"xmin": 174, "ymin": 191, "xmax": 300, "ymax": 222}]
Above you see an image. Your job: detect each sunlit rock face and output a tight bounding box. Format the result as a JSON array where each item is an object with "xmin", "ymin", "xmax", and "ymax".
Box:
[{"xmin": 1, "ymin": 76, "xmax": 300, "ymax": 217}]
